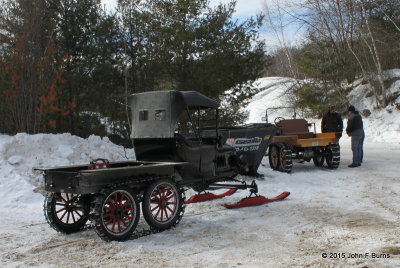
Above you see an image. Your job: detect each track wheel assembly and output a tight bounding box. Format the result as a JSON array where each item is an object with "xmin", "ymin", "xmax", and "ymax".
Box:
[
  {"xmin": 325, "ymin": 143, "xmax": 340, "ymax": 169},
  {"xmin": 279, "ymin": 145, "xmax": 293, "ymax": 173},
  {"xmin": 44, "ymin": 192, "xmax": 89, "ymax": 234},
  {"xmin": 268, "ymin": 144, "xmax": 280, "ymax": 170},
  {"xmin": 92, "ymin": 187, "xmax": 140, "ymax": 241},
  {"xmin": 142, "ymin": 179, "xmax": 184, "ymax": 230}
]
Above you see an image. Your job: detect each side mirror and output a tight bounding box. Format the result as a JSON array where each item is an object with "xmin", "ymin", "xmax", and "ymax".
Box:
[{"xmin": 261, "ymin": 116, "xmax": 267, "ymax": 122}]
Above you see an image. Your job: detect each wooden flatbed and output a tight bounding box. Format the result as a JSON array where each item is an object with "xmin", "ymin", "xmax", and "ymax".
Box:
[{"xmin": 272, "ymin": 133, "xmax": 337, "ymax": 147}]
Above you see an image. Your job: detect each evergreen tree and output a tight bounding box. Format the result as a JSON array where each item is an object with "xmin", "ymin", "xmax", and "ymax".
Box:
[
  {"xmin": 149, "ymin": 0, "xmax": 265, "ymax": 98},
  {"xmin": 119, "ymin": 0, "xmax": 267, "ymax": 124},
  {"xmin": 50, "ymin": 0, "xmax": 117, "ymax": 135}
]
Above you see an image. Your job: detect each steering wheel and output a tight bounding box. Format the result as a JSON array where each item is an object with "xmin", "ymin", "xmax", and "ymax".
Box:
[{"xmin": 274, "ymin": 117, "xmax": 286, "ymax": 125}]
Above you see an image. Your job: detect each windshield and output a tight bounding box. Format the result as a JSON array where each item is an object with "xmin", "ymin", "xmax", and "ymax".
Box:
[{"xmin": 175, "ymin": 108, "xmax": 217, "ymax": 139}]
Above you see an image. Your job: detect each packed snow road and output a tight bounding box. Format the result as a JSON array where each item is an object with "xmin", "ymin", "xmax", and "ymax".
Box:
[{"xmin": 1, "ymin": 140, "xmax": 399, "ymax": 268}]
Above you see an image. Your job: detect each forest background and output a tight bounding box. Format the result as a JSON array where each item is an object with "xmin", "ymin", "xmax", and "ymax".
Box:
[{"xmin": 0, "ymin": 0, "xmax": 399, "ymax": 145}]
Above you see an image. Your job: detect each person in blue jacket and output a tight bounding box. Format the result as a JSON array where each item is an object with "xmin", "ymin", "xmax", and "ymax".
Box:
[{"xmin": 346, "ymin": 105, "xmax": 365, "ymax": 167}]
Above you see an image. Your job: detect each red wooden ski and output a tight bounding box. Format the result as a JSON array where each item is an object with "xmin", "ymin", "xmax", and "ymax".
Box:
[
  {"xmin": 185, "ymin": 189, "xmax": 238, "ymax": 204},
  {"xmin": 223, "ymin": 191, "xmax": 290, "ymax": 209}
]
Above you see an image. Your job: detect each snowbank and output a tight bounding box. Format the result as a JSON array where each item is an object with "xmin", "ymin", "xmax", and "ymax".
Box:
[
  {"xmin": 245, "ymin": 77, "xmax": 299, "ymax": 123},
  {"xmin": 348, "ymin": 69, "xmax": 400, "ymax": 110},
  {"xmin": 0, "ymin": 133, "xmax": 135, "ymax": 219},
  {"xmin": 347, "ymin": 69, "xmax": 400, "ymax": 143}
]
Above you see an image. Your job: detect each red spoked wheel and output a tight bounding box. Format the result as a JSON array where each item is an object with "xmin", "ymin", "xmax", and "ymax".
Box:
[
  {"xmin": 44, "ymin": 193, "xmax": 89, "ymax": 234},
  {"xmin": 142, "ymin": 179, "xmax": 183, "ymax": 230},
  {"xmin": 92, "ymin": 187, "xmax": 140, "ymax": 241}
]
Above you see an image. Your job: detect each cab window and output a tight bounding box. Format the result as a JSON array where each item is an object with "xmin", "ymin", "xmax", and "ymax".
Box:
[
  {"xmin": 139, "ymin": 110, "xmax": 148, "ymax": 121},
  {"xmin": 155, "ymin": 109, "xmax": 166, "ymax": 121}
]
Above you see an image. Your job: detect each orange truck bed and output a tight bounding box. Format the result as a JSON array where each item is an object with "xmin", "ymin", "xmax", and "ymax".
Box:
[{"xmin": 271, "ymin": 132, "xmax": 337, "ymax": 147}]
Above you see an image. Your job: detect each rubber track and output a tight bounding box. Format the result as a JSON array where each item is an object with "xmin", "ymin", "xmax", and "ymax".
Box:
[{"xmin": 90, "ymin": 175, "xmax": 187, "ymax": 242}]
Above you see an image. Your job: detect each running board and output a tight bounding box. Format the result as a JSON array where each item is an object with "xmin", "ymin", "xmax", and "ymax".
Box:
[
  {"xmin": 185, "ymin": 189, "xmax": 238, "ymax": 204},
  {"xmin": 223, "ymin": 192, "xmax": 290, "ymax": 209}
]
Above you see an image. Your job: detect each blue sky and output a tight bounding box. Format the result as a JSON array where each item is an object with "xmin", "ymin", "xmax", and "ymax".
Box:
[
  {"xmin": 101, "ymin": 0, "xmax": 265, "ymax": 18},
  {"xmin": 101, "ymin": 0, "xmax": 306, "ymax": 51}
]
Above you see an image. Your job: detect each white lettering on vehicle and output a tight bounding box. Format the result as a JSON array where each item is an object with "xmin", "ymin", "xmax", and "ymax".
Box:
[{"xmin": 225, "ymin": 137, "xmax": 262, "ymax": 151}]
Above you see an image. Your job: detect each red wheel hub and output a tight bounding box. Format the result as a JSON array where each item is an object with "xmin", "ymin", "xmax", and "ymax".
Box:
[
  {"xmin": 102, "ymin": 191, "xmax": 135, "ymax": 234},
  {"xmin": 150, "ymin": 184, "xmax": 177, "ymax": 222}
]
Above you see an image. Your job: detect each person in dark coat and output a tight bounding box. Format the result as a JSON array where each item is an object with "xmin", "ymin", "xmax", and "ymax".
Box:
[
  {"xmin": 346, "ymin": 105, "xmax": 365, "ymax": 167},
  {"xmin": 321, "ymin": 106, "xmax": 343, "ymax": 139}
]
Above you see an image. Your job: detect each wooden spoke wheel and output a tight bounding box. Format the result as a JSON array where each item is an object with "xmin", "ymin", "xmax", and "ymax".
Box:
[
  {"xmin": 44, "ymin": 192, "xmax": 89, "ymax": 234},
  {"xmin": 92, "ymin": 187, "xmax": 140, "ymax": 241},
  {"xmin": 142, "ymin": 179, "xmax": 183, "ymax": 230},
  {"xmin": 268, "ymin": 145, "xmax": 280, "ymax": 170},
  {"xmin": 279, "ymin": 146, "xmax": 293, "ymax": 173}
]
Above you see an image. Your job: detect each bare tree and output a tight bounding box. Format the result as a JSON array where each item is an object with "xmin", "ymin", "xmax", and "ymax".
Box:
[
  {"xmin": 263, "ymin": 0, "xmax": 299, "ymax": 79},
  {"xmin": 267, "ymin": 0, "xmax": 399, "ymax": 108}
]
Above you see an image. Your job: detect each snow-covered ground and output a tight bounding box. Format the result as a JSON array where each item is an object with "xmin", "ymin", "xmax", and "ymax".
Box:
[{"xmin": 1, "ymin": 75, "xmax": 399, "ymax": 267}]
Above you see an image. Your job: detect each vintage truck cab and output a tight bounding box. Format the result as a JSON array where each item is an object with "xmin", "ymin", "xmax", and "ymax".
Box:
[{"xmin": 129, "ymin": 90, "xmax": 237, "ymax": 188}]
